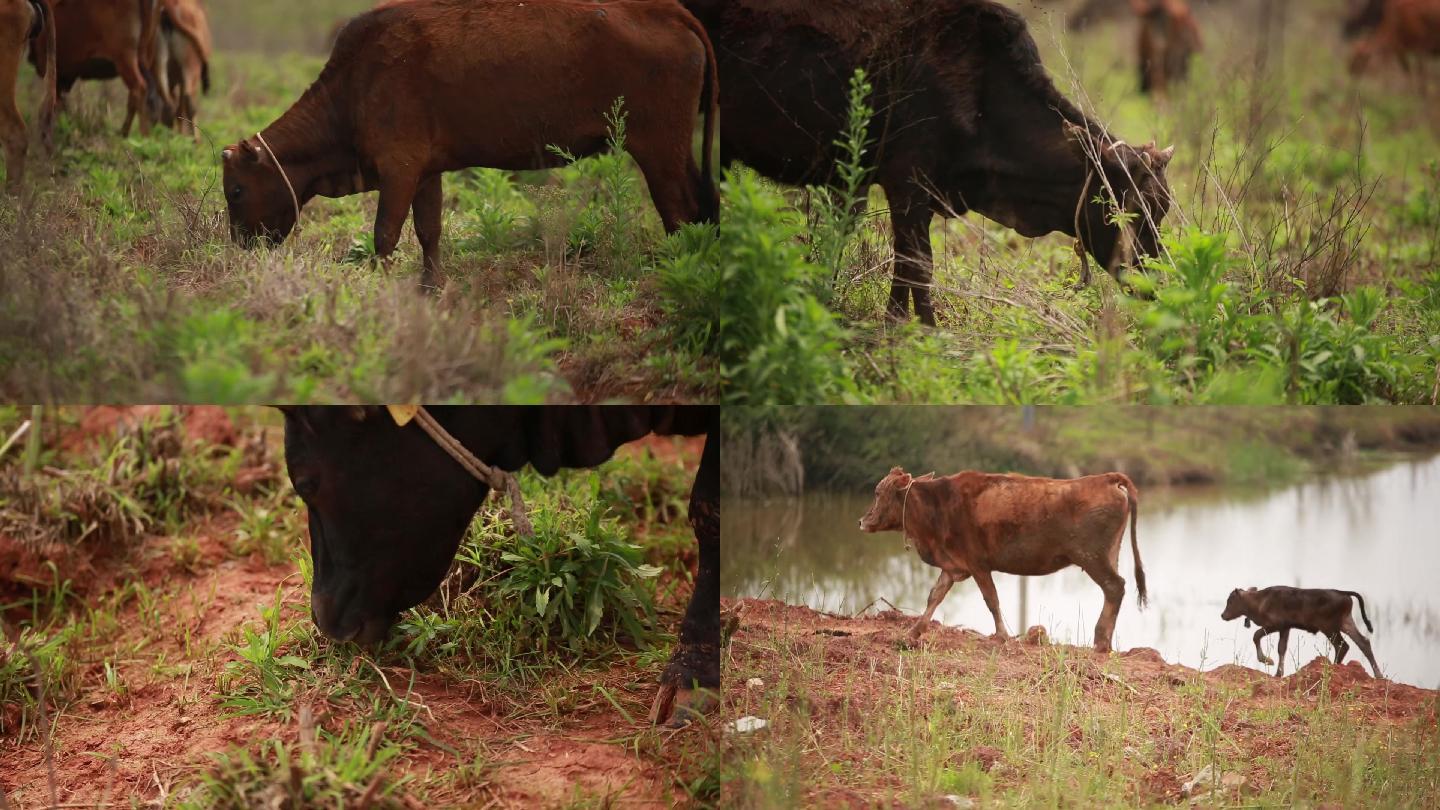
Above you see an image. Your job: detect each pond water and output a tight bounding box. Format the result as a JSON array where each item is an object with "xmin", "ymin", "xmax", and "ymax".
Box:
[{"xmin": 723, "ymin": 454, "xmax": 1440, "ymax": 689}]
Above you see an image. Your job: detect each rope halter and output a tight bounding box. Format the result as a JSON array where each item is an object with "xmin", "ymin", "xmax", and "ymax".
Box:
[
  {"xmin": 386, "ymin": 405, "xmax": 535, "ymax": 538},
  {"xmin": 255, "ymin": 131, "xmax": 301, "ymax": 232}
]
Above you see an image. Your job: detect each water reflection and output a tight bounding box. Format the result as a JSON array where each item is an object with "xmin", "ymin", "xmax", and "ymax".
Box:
[{"xmin": 723, "ymin": 455, "xmax": 1440, "ymax": 688}]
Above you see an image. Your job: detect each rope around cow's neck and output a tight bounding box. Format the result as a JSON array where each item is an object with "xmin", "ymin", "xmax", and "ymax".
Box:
[
  {"xmin": 409, "ymin": 407, "xmax": 535, "ymax": 538},
  {"xmin": 255, "ymin": 131, "xmax": 301, "ymax": 232},
  {"xmin": 899, "ymin": 472, "xmax": 935, "ymax": 552},
  {"xmin": 1073, "ymin": 166, "xmax": 1095, "ymax": 284}
]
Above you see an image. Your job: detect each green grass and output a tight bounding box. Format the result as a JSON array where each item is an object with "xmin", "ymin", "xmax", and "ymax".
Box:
[{"xmin": 5, "ymin": 3, "xmax": 1436, "ymax": 402}]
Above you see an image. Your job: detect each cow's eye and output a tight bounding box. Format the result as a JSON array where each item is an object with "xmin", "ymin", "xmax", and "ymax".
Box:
[
  {"xmin": 291, "ymin": 474, "xmax": 319, "ymax": 499},
  {"xmin": 228, "ymin": 185, "xmax": 243, "ymax": 201}
]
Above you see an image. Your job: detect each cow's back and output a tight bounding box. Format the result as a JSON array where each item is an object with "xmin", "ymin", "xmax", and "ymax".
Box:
[
  {"xmin": 324, "ymin": 0, "xmax": 711, "ymax": 173},
  {"xmin": 958, "ymin": 472, "xmax": 1131, "ymax": 573}
]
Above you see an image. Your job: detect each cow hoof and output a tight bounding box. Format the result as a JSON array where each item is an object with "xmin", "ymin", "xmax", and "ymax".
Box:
[
  {"xmin": 648, "ymin": 685, "xmax": 717, "ymax": 728},
  {"xmin": 1257, "ymin": 656, "xmax": 1273, "ymax": 666},
  {"xmin": 899, "ymin": 635, "xmax": 922, "ymax": 650}
]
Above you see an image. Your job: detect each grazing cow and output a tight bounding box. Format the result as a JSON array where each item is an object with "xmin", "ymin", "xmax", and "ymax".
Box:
[
  {"xmin": 278, "ymin": 406, "xmax": 719, "ymax": 727},
  {"xmin": 1134, "ymin": 0, "xmax": 1202, "ymax": 95},
  {"xmin": 31, "ymin": 0, "xmax": 159, "ymax": 136},
  {"xmin": 682, "ymin": 0, "xmax": 1174, "ymax": 326},
  {"xmin": 1348, "ymin": 0, "xmax": 1440, "ymax": 77},
  {"xmin": 223, "ymin": 0, "xmax": 718, "ymax": 289},
  {"xmin": 3, "ymin": 0, "xmax": 54, "ymax": 191},
  {"xmin": 857, "ymin": 467, "xmax": 1147, "ymax": 653},
  {"xmin": 147, "ymin": 0, "xmax": 210, "ymax": 140},
  {"xmin": 1220, "ymin": 586, "xmax": 1381, "ymax": 678}
]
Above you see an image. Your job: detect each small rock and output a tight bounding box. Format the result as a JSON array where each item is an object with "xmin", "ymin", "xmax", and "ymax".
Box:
[
  {"xmin": 725, "ymin": 716, "xmax": 768, "ymax": 734},
  {"xmin": 745, "ymin": 677, "xmax": 765, "ymax": 689},
  {"xmin": 967, "ymin": 745, "xmax": 1003, "ymax": 771},
  {"xmin": 940, "ymin": 796, "xmax": 976, "ymax": 809},
  {"xmin": 1023, "ymin": 625, "xmax": 1049, "ymax": 645},
  {"xmin": 1181, "ymin": 764, "xmax": 1216, "ymax": 797}
]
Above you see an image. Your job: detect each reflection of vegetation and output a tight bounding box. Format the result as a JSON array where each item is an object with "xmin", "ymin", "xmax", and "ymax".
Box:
[{"xmin": 723, "ymin": 406, "xmax": 1440, "ymax": 494}]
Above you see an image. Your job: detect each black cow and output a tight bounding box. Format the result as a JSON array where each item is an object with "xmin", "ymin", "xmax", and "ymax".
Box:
[
  {"xmin": 1221, "ymin": 586, "xmax": 1381, "ymax": 678},
  {"xmin": 681, "ymin": 0, "xmax": 1175, "ymax": 325},
  {"xmin": 278, "ymin": 405, "xmax": 719, "ymax": 727}
]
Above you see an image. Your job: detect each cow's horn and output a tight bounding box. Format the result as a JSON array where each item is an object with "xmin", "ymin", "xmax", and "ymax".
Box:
[
  {"xmin": 1155, "ymin": 145, "xmax": 1176, "ymax": 167},
  {"xmin": 222, "ymin": 148, "xmax": 233, "ymax": 161}
]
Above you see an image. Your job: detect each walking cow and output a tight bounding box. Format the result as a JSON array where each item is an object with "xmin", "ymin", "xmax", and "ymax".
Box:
[
  {"xmin": 858, "ymin": 467, "xmax": 1148, "ymax": 653},
  {"xmin": 2, "ymin": 0, "xmax": 54, "ymax": 191}
]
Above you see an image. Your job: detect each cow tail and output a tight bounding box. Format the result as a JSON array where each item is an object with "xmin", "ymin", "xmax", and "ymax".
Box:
[
  {"xmin": 1344, "ymin": 591, "xmax": 1374, "ymax": 632},
  {"xmin": 681, "ymin": 9, "xmax": 720, "ymax": 224},
  {"xmin": 1120, "ymin": 474, "xmax": 1147, "ymax": 607},
  {"xmin": 37, "ymin": 0, "xmax": 57, "ymax": 151}
]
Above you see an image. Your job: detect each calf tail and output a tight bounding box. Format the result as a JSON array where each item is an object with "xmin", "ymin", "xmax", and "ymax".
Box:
[
  {"xmin": 1344, "ymin": 591, "xmax": 1374, "ymax": 632},
  {"xmin": 679, "ymin": 7, "xmax": 720, "ymax": 224},
  {"xmin": 1120, "ymin": 474, "xmax": 1147, "ymax": 607}
]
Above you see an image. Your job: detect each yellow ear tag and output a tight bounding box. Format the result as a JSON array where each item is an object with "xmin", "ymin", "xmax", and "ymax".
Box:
[{"xmin": 386, "ymin": 405, "xmax": 419, "ymax": 426}]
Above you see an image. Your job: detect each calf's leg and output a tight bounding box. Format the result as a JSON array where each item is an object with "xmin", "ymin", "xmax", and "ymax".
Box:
[
  {"xmin": 1274, "ymin": 627, "xmax": 1290, "ymax": 677},
  {"xmin": 1340, "ymin": 615, "xmax": 1381, "ymax": 678},
  {"xmin": 373, "ymin": 168, "xmax": 422, "ymax": 266},
  {"xmin": 1252, "ymin": 627, "xmax": 1274, "ymax": 665},
  {"xmin": 411, "ymin": 174, "xmax": 444, "ymax": 290},
  {"xmin": 117, "ymin": 55, "xmax": 150, "ymax": 137},
  {"xmin": 1328, "ymin": 631, "xmax": 1349, "ymax": 665},
  {"xmin": 971, "ymin": 570, "xmax": 1010, "ymax": 641},
  {"xmin": 629, "ymin": 132, "xmax": 702, "ymax": 233}
]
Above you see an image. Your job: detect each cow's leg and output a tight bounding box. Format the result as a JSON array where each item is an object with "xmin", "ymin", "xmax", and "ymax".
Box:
[
  {"xmin": 971, "ymin": 570, "xmax": 1010, "ymax": 641},
  {"xmin": 1328, "ymin": 631, "xmax": 1349, "ymax": 664},
  {"xmin": 1340, "ymin": 616, "xmax": 1381, "ymax": 678},
  {"xmin": 411, "ymin": 174, "xmax": 444, "ymax": 291},
  {"xmin": 1079, "ymin": 559, "xmax": 1126, "ymax": 653},
  {"xmin": 117, "ymin": 54, "xmax": 149, "ymax": 137},
  {"xmin": 374, "ymin": 169, "xmax": 422, "ymax": 264},
  {"xmin": 628, "ymin": 123, "xmax": 704, "ymax": 232},
  {"xmin": 1274, "ymin": 627, "xmax": 1290, "ymax": 677},
  {"xmin": 887, "ymin": 195, "xmax": 937, "ymax": 326},
  {"xmin": 1252, "ymin": 627, "xmax": 1274, "ymax": 665},
  {"xmin": 1, "ymin": 47, "xmax": 25, "ymax": 193},
  {"xmin": 650, "ymin": 419, "xmax": 719, "ymax": 727},
  {"xmin": 906, "ymin": 570, "xmax": 961, "ymax": 646}
]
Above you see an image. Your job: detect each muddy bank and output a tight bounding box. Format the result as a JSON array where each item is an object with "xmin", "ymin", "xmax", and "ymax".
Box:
[{"xmin": 721, "ymin": 597, "xmax": 1439, "ymax": 806}]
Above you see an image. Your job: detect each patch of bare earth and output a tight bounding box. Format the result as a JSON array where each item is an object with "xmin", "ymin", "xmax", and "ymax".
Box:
[{"xmin": 0, "ymin": 415, "xmax": 711, "ymax": 808}]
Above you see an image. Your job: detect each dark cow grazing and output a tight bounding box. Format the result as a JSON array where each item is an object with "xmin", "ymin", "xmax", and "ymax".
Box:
[
  {"xmin": 147, "ymin": 0, "xmax": 210, "ymax": 140},
  {"xmin": 223, "ymin": 0, "xmax": 718, "ymax": 289},
  {"xmin": 278, "ymin": 406, "xmax": 719, "ymax": 728},
  {"xmin": 32, "ymin": 0, "xmax": 159, "ymax": 136},
  {"xmin": 3, "ymin": 0, "xmax": 54, "ymax": 192},
  {"xmin": 1135, "ymin": 0, "xmax": 1202, "ymax": 95},
  {"xmin": 682, "ymin": 0, "xmax": 1175, "ymax": 325},
  {"xmin": 1348, "ymin": 0, "xmax": 1440, "ymax": 77},
  {"xmin": 857, "ymin": 467, "xmax": 1147, "ymax": 653},
  {"xmin": 1221, "ymin": 586, "xmax": 1381, "ymax": 678}
]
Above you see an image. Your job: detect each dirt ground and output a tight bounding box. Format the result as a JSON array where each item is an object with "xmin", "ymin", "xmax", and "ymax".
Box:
[
  {"xmin": 722, "ymin": 597, "xmax": 1440, "ymax": 806},
  {"xmin": 0, "ymin": 408, "xmax": 713, "ymax": 808}
]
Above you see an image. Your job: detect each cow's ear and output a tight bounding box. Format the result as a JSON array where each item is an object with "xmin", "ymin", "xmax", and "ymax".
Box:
[
  {"xmin": 238, "ymin": 140, "xmax": 262, "ymax": 163},
  {"xmin": 889, "ymin": 466, "xmax": 904, "ymax": 475}
]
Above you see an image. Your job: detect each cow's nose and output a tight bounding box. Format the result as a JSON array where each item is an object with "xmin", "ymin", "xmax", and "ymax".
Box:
[{"xmin": 311, "ymin": 592, "xmax": 359, "ymax": 642}]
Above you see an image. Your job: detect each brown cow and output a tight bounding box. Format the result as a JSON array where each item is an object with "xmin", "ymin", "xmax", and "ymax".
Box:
[
  {"xmin": 858, "ymin": 467, "xmax": 1147, "ymax": 653},
  {"xmin": 1349, "ymin": 0, "xmax": 1440, "ymax": 77},
  {"xmin": 681, "ymin": 0, "xmax": 1174, "ymax": 325},
  {"xmin": 1344, "ymin": 0, "xmax": 1389, "ymax": 38},
  {"xmin": 1134, "ymin": 0, "xmax": 1202, "ymax": 95},
  {"xmin": 1221, "ymin": 586, "xmax": 1381, "ymax": 678},
  {"xmin": 3, "ymin": 0, "xmax": 54, "ymax": 191},
  {"xmin": 147, "ymin": 0, "xmax": 209, "ymax": 140},
  {"xmin": 31, "ymin": 0, "xmax": 158, "ymax": 136},
  {"xmin": 222, "ymin": 0, "xmax": 718, "ymax": 289}
]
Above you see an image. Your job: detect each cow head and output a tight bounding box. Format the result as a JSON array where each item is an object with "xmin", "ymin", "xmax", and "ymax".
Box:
[
  {"xmin": 280, "ymin": 406, "xmax": 489, "ymax": 644},
  {"xmin": 221, "ymin": 139, "xmax": 300, "ymax": 248},
  {"xmin": 1220, "ymin": 587, "xmax": 1256, "ymax": 622},
  {"xmin": 857, "ymin": 466, "xmax": 915, "ymax": 534},
  {"xmin": 1064, "ymin": 123, "xmax": 1174, "ymax": 280}
]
